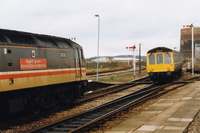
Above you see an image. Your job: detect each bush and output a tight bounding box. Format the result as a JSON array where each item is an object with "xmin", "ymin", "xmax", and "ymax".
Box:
[{"xmin": 110, "ymin": 76, "xmax": 115, "ymax": 80}]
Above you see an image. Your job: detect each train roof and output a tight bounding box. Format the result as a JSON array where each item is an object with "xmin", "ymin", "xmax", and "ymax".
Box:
[
  {"xmin": 147, "ymin": 47, "xmax": 174, "ymax": 53},
  {"xmin": 0, "ymin": 28, "xmax": 82, "ymax": 49}
]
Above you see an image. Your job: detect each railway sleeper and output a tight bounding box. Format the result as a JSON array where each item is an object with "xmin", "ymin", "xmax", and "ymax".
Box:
[
  {"xmin": 54, "ymin": 127, "xmax": 75, "ymax": 132},
  {"xmin": 63, "ymin": 124, "xmax": 83, "ymax": 128}
]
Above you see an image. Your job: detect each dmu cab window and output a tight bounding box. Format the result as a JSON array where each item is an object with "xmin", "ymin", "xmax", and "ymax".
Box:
[
  {"xmin": 157, "ymin": 54, "xmax": 163, "ymax": 64},
  {"xmin": 164, "ymin": 53, "xmax": 171, "ymax": 64},
  {"xmin": 149, "ymin": 54, "xmax": 155, "ymax": 65}
]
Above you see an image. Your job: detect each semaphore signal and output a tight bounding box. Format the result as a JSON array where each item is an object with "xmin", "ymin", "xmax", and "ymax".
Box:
[
  {"xmin": 126, "ymin": 45, "xmax": 136, "ymax": 51},
  {"xmin": 183, "ymin": 24, "xmax": 193, "ymax": 28},
  {"xmin": 125, "ymin": 45, "xmax": 136, "ymax": 77}
]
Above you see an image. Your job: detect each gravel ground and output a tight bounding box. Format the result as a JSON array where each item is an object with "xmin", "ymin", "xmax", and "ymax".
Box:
[
  {"xmin": 87, "ymin": 85, "xmax": 185, "ymax": 133},
  {"xmin": 0, "ymin": 84, "xmax": 149, "ymax": 133},
  {"xmin": 184, "ymin": 111, "xmax": 200, "ymax": 133}
]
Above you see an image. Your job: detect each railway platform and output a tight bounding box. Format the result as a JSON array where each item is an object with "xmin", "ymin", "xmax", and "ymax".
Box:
[{"xmin": 105, "ymin": 81, "xmax": 200, "ymax": 133}]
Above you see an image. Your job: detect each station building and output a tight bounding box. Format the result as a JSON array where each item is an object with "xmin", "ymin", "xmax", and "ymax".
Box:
[{"xmin": 180, "ymin": 27, "xmax": 200, "ymax": 59}]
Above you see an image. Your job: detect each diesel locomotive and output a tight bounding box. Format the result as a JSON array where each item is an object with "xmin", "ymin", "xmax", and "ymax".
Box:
[
  {"xmin": 0, "ymin": 28, "xmax": 88, "ymax": 116},
  {"xmin": 146, "ymin": 47, "xmax": 183, "ymax": 83}
]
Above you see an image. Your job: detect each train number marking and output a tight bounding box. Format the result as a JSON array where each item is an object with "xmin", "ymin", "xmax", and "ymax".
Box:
[{"xmin": 20, "ymin": 59, "xmax": 47, "ymax": 70}]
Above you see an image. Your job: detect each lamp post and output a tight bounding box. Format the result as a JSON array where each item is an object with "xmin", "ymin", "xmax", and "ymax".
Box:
[
  {"xmin": 139, "ymin": 43, "xmax": 141, "ymax": 74},
  {"xmin": 95, "ymin": 14, "xmax": 100, "ymax": 81},
  {"xmin": 191, "ymin": 23, "xmax": 194, "ymax": 76},
  {"xmin": 183, "ymin": 24, "xmax": 194, "ymax": 76}
]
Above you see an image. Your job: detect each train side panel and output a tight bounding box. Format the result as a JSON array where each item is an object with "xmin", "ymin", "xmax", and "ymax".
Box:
[{"xmin": 0, "ymin": 46, "xmax": 86, "ymax": 92}]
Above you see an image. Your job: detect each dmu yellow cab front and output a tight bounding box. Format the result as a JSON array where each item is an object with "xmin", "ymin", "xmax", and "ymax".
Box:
[
  {"xmin": 146, "ymin": 47, "xmax": 183, "ymax": 74},
  {"xmin": 146, "ymin": 47, "xmax": 182, "ymax": 83},
  {"xmin": 146, "ymin": 51, "xmax": 175, "ymax": 74}
]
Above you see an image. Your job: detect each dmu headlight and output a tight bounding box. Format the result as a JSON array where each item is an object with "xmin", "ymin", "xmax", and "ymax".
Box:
[{"xmin": 167, "ymin": 67, "xmax": 171, "ymax": 71}]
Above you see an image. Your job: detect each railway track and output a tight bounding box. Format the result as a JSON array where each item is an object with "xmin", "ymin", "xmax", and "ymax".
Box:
[
  {"xmin": 30, "ymin": 76, "xmax": 200, "ymax": 133},
  {"xmin": 0, "ymin": 76, "xmax": 151, "ymax": 132},
  {"xmin": 1, "ymin": 75, "xmax": 199, "ymax": 133},
  {"xmin": 86, "ymin": 68, "xmax": 145, "ymax": 80},
  {"xmin": 77, "ymin": 76, "xmax": 151, "ymax": 103},
  {"xmin": 30, "ymin": 84, "xmax": 160, "ymax": 133}
]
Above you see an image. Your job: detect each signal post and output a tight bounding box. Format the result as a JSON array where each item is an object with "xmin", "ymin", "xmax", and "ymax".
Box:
[{"xmin": 126, "ymin": 45, "xmax": 136, "ymax": 77}]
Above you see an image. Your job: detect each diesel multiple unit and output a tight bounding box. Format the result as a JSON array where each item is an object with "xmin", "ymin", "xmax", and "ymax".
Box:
[
  {"xmin": 0, "ymin": 29, "xmax": 88, "ymax": 116},
  {"xmin": 146, "ymin": 47, "xmax": 182, "ymax": 83}
]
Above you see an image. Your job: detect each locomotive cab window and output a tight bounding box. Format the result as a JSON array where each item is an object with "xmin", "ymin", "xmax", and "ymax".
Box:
[
  {"xmin": 0, "ymin": 34, "xmax": 7, "ymax": 43},
  {"xmin": 5, "ymin": 34, "xmax": 37, "ymax": 45},
  {"xmin": 157, "ymin": 54, "xmax": 163, "ymax": 64},
  {"xmin": 149, "ymin": 54, "xmax": 155, "ymax": 65},
  {"xmin": 164, "ymin": 53, "xmax": 171, "ymax": 64}
]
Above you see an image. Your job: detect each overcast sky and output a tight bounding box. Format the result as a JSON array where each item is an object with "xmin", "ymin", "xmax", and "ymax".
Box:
[{"xmin": 0, "ymin": 0, "xmax": 199, "ymax": 58}]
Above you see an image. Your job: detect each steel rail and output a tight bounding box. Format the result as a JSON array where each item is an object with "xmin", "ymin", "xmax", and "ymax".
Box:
[
  {"xmin": 86, "ymin": 68, "xmax": 146, "ymax": 79},
  {"xmin": 0, "ymin": 76, "xmax": 151, "ymax": 130},
  {"xmin": 76, "ymin": 76, "xmax": 151, "ymax": 103},
  {"xmin": 30, "ymin": 84, "xmax": 161, "ymax": 133}
]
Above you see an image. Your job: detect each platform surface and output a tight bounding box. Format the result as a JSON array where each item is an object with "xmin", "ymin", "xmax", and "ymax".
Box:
[{"xmin": 105, "ymin": 81, "xmax": 200, "ymax": 133}]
